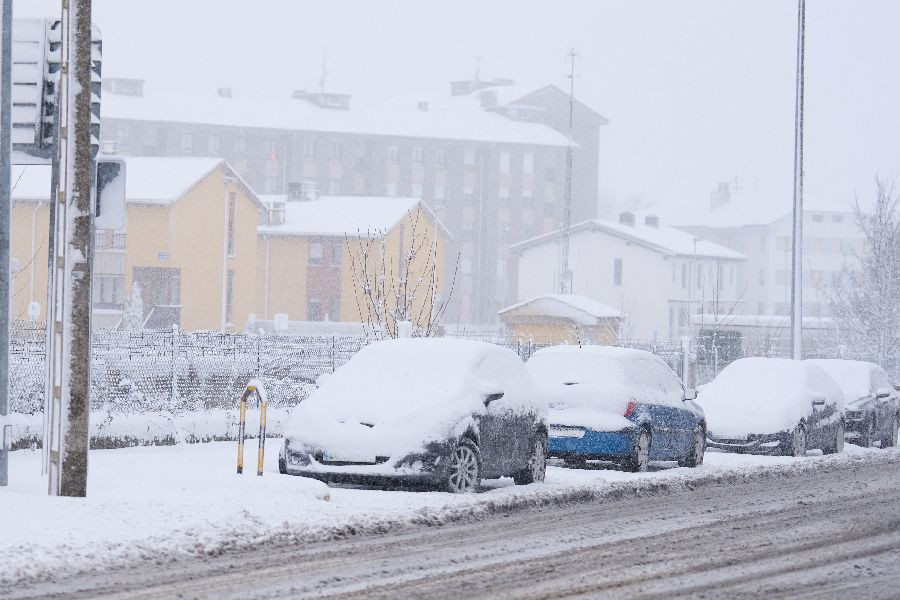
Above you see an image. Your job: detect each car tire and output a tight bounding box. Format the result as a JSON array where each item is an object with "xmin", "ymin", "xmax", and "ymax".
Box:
[
  {"xmin": 823, "ymin": 420, "xmax": 844, "ymax": 455},
  {"xmin": 882, "ymin": 414, "xmax": 899, "ymax": 448},
  {"xmin": 679, "ymin": 426, "xmax": 706, "ymax": 468},
  {"xmin": 514, "ymin": 431, "xmax": 548, "ymax": 485},
  {"xmin": 444, "ymin": 438, "xmax": 481, "ymax": 493},
  {"xmin": 860, "ymin": 417, "xmax": 875, "ymax": 448},
  {"xmin": 787, "ymin": 423, "xmax": 807, "ymax": 457},
  {"xmin": 278, "ymin": 456, "xmax": 287, "ymax": 474},
  {"xmin": 624, "ymin": 428, "xmax": 651, "ymax": 473}
]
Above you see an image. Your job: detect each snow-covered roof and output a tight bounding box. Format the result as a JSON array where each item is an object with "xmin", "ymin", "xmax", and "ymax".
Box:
[
  {"xmin": 10, "ymin": 165, "xmax": 51, "ymax": 201},
  {"xmin": 11, "ymin": 157, "xmax": 263, "ymax": 208},
  {"xmin": 691, "ymin": 313, "xmax": 837, "ymax": 329},
  {"xmin": 512, "ymin": 219, "xmax": 746, "ymax": 261},
  {"xmin": 258, "ymin": 196, "xmax": 451, "ymax": 239},
  {"xmin": 653, "ymin": 196, "xmax": 855, "ymax": 229},
  {"xmin": 102, "ymin": 88, "xmax": 573, "ymax": 147},
  {"xmin": 498, "ymin": 294, "xmax": 621, "ymax": 325}
]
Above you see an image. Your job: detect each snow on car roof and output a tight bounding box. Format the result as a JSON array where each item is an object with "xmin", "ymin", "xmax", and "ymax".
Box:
[
  {"xmin": 531, "ymin": 344, "xmax": 658, "ymax": 362},
  {"xmin": 806, "ymin": 359, "xmax": 887, "ymax": 402}
]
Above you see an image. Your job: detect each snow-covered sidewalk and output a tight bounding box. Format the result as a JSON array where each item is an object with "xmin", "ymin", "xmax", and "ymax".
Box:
[{"xmin": 0, "ymin": 440, "xmax": 896, "ymax": 585}]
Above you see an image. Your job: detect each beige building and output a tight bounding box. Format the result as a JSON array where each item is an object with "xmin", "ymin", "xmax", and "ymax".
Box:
[
  {"xmin": 256, "ymin": 195, "xmax": 450, "ymax": 335},
  {"xmin": 498, "ymin": 294, "xmax": 622, "ymax": 345}
]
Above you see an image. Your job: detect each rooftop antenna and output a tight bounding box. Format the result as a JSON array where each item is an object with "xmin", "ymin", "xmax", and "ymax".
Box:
[
  {"xmin": 558, "ymin": 48, "xmax": 577, "ymax": 294},
  {"xmin": 318, "ymin": 47, "xmax": 328, "ymax": 94}
]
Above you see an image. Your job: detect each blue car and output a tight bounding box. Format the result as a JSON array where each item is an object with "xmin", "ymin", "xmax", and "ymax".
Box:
[{"xmin": 526, "ymin": 346, "xmax": 706, "ymax": 472}]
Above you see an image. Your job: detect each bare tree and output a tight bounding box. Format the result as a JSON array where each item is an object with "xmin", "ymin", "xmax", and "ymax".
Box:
[
  {"xmin": 823, "ymin": 179, "xmax": 900, "ymax": 364},
  {"xmin": 347, "ymin": 209, "xmax": 457, "ymax": 339}
]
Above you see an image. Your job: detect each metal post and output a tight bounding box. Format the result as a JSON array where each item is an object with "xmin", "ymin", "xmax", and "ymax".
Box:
[
  {"xmin": 790, "ymin": 0, "xmax": 806, "ymax": 360},
  {"xmin": 46, "ymin": 0, "xmax": 94, "ymax": 497},
  {"xmin": 0, "ymin": 0, "xmax": 13, "ymax": 487},
  {"xmin": 169, "ymin": 323, "xmax": 177, "ymax": 407}
]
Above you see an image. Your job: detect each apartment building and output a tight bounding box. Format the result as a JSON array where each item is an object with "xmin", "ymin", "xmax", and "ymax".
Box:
[
  {"xmin": 98, "ymin": 76, "xmax": 607, "ymax": 325},
  {"xmin": 511, "ymin": 212, "xmax": 747, "ymax": 340}
]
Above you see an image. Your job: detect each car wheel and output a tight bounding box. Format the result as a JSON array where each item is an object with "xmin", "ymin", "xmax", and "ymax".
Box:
[
  {"xmin": 445, "ymin": 438, "xmax": 481, "ymax": 493},
  {"xmin": 823, "ymin": 420, "xmax": 844, "ymax": 455},
  {"xmin": 788, "ymin": 423, "xmax": 807, "ymax": 457},
  {"xmin": 882, "ymin": 414, "xmax": 899, "ymax": 448},
  {"xmin": 514, "ymin": 432, "xmax": 547, "ymax": 485},
  {"xmin": 860, "ymin": 417, "xmax": 875, "ymax": 448},
  {"xmin": 625, "ymin": 428, "xmax": 651, "ymax": 473},
  {"xmin": 679, "ymin": 427, "xmax": 706, "ymax": 468},
  {"xmin": 278, "ymin": 456, "xmax": 287, "ymax": 474}
]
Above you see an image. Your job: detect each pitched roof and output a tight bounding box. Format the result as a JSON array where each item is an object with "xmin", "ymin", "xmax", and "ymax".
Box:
[
  {"xmin": 511, "ymin": 219, "xmax": 746, "ymax": 260},
  {"xmin": 102, "ymin": 88, "xmax": 572, "ymax": 147},
  {"xmin": 257, "ymin": 196, "xmax": 451, "ymax": 239},
  {"xmin": 498, "ymin": 293, "xmax": 621, "ymax": 325}
]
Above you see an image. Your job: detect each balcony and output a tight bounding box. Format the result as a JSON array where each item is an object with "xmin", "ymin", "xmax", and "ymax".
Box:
[{"xmin": 96, "ymin": 232, "xmax": 127, "ymax": 251}]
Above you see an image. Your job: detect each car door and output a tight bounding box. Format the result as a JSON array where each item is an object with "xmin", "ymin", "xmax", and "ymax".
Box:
[
  {"xmin": 871, "ymin": 368, "xmax": 894, "ymax": 438},
  {"xmin": 629, "ymin": 358, "xmax": 685, "ymax": 460},
  {"xmin": 474, "ymin": 349, "xmax": 536, "ymax": 478}
]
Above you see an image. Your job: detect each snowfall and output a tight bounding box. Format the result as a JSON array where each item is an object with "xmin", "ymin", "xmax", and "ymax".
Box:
[{"xmin": 1, "ymin": 439, "xmax": 897, "ymax": 585}]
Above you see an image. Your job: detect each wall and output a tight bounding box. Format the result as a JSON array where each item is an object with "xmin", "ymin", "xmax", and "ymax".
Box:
[{"xmin": 9, "ymin": 200, "xmax": 51, "ymax": 321}]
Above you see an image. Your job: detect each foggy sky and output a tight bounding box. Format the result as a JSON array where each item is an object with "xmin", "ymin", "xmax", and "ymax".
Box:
[{"xmin": 15, "ymin": 0, "xmax": 900, "ymax": 217}]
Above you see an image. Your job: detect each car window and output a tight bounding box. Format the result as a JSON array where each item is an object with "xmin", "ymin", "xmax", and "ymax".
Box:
[
  {"xmin": 870, "ymin": 367, "xmax": 890, "ymax": 394},
  {"xmin": 626, "ymin": 357, "xmax": 683, "ymax": 408},
  {"xmin": 475, "ymin": 348, "xmax": 529, "ymax": 399}
]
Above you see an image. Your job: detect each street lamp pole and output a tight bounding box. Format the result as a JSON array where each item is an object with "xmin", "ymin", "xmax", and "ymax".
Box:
[{"xmin": 790, "ymin": 0, "xmax": 806, "ymax": 360}]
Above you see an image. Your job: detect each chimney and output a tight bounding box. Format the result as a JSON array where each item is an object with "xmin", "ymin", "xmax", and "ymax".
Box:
[
  {"xmin": 217, "ymin": 87, "xmax": 233, "ymax": 98},
  {"xmin": 618, "ymin": 211, "xmax": 635, "ymax": 227},
  {"xmin": 644, "ymin": 214, "xmax": 659, "ymax": 228},
  {"xmin": 417, "ymin": 100, "xmax": 429, "ymax": 112},
  {"xmin": 268, "ymin": 200, "xmax": 287, "ymax": 226}
]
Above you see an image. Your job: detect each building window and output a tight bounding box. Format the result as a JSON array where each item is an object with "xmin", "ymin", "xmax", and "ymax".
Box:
[
  {"xmin": 411, "ymin": 183, "xmax": 423, "ymax": 199},
  {"xmin": 387, "ymin": 146, "xmax": 399, "ymax": 163},
  {"xmin": 331, "ymin": 241, "xmax": 342, "ymax": 266},
  {"xmin": 613, "ymin": 258, "xmax": 623, "ymax": 286},
  {"xmin": 308, "ymin": 299, "xmax": 323, "ymax": 321},
  {"xmin": 758, "ymin": 269, "xmax": 766, "ymax": 285},
  {"xmin": 386, "ymin": 181, "xmax": 398, "ymax": 196},
  {"xmin": 225, "ymin": 270, "xmax": 235, "ymax": 325},
  {"xmin": 329, "ymin": 298, "xmax": 341, "ymax": 321},
  {"xmin": 233, "ymin": 134, "xmax": 245, "ymax": 153},
  {"xmin": 832, "ymin": 214, "xmax": 844, "ymax": 223},
  {"xmin": 180, "ymin": 132, "xmax": 193, "ymax": 154},
  {"xmin": 436, "ymin": 149, "xmax": 447, "ymax": 167},
  {"xmin": 226, "ymin": 192, "xmax": 237, "ymax": 256},
  {"xmin": 682, "ymin": 263, "xmax": 688, "ymax": 288},
  {"xmin": 303, "ymin": 139, "xmax": 315, "ymax": 159},
  {"xmin": 309, "ymin": 241, "xmax": 324, "ymax": 266},
  {"xmin": 434, "ymin": 183, "xmax": 446, "ymax": 201},
  {"xmin": 463, "ymin": 148, "xmax": 476, "ymax": 167},
  {"xmin": 811, "ymin": 214, "xmax": 824, "ymax": 223},
  {"xmin": 331, "ymin": 141, "xmax": 343, "ymax": 159},
  {"xmin": 523, "ymin": 152, "xmax": 534, "ymax": 175},
  {"xmin": 499, "ymin": 152, "xmax": 511, "ymax": 173},
  {"xmin": 696, "ymin": 264, "xmax": 703, "ymax": 289},
  {"xmin": 92, "ymin": 274, "xmax": 126, "ymax": 309},
  {"xmin": 412, "ymin": 146, "xmax": 424, "ymax": 163}
]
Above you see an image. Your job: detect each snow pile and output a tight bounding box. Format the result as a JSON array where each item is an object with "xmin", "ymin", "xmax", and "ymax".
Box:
[
  {"xmin": 698, "ymin": 358, "xmax": 843, "ymax": 437},
  {"xmin": 286, "ymin": 338, "xmax": 545, "ymax": 460}
]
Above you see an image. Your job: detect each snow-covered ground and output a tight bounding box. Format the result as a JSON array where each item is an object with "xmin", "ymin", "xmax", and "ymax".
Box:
[{"xmin": 0, "ymin": 440, "xmax": 896, "ymax": 585}]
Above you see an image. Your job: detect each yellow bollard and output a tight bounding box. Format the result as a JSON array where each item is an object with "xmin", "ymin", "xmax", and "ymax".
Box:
[{"xmin": 236, "ymin": 382, "xmax": 267, "ymax": 476}]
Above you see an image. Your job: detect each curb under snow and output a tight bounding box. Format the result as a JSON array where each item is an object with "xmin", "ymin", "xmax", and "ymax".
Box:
[{"xmin": 3, "ymin": 449, "xmax": 899, "ymax": 587}]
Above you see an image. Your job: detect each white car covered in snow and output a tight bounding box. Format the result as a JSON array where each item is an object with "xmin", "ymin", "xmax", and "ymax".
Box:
[
  {"xmin": 279, "ymin": 338, "xmax": 549, "ymax": 493},
  {"xmin": 700, "ymin": 358, "xmax": 845, "ymax": 456}
]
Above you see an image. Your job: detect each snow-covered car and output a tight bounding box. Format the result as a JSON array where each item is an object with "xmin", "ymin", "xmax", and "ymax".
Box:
[
  {"xmin": 806, "ymin": 359, "xmax": 899, "ymax": 448},
  {"xmin": 525, "ymin": 346, "xmax": 706, "ymax": 472},
  {"xmin": 279, "ymin": 338, "xmax": 549, "ymax": 493},
  {"xmin": 700, "ymin": 358, "xmax": 845, "ymax": 456}
]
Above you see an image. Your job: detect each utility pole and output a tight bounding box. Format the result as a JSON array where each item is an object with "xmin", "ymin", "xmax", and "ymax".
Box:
[
  {"xmin": 557, "ymin": 48, "xmax": 577, "ymax": 294},
  {"xmin": 790, "ymin": 0, "xmax": 806, "ymax": 360},
  {"xmin": 46, "ymin": 0, "xmax": 94, "ymax": 497},
  {"xmin": 0, "ymin": 0, "xmax": 12, "ymax": 487}
]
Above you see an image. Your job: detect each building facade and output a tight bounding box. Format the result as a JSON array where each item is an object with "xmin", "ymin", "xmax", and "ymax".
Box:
[
  {"xmin": 512, "ymin": 213, "xmax": 747, "ymax": 340},
  {"xmin": 98, "ymin": 76, "xmax": 606, "ymax": 325}
]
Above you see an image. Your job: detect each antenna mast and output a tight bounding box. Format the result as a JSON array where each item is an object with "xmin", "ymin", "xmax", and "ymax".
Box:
[{"xmin": 558, "ymin": 48, "xmax": 577, "ymax": 294}]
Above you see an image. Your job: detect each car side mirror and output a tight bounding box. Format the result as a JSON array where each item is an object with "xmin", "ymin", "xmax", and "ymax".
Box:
[
  {"xmin": 683, "ymin": 388, "xmax": 697, "ymax": 401},
  {"xmin": 484, "ymin": 392, "xmax": 504, "ymax": 406}
]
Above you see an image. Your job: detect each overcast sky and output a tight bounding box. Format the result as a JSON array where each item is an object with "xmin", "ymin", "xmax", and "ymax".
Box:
[{"xmin": 16, "ymin": 0, "xmax": 900, "ymax": 216}]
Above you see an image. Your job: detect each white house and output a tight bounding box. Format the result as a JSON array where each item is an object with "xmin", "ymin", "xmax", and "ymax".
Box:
[{"xmin": 511, "ymin": 212, "xmax": 747, "ymax": 340}]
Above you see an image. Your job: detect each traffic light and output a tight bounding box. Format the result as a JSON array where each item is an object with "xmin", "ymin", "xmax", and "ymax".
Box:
[
  {"xmin": 94, "ymin": 154, "xmax": 126, "ymax": 231},
  {"xmin": 11, "ymin": 18, "xmax": 102, "ymax": 165}
]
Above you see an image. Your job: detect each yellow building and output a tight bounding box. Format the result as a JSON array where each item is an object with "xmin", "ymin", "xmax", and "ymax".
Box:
[
  {"xmin": 11, "ymin": 158, "xmax": 264, "ymax": 331},
  {"xmin": 256, "ymin": 195, "xmax": 450, "ymax": 335},
  {"xmin": 9, "ymin": 165, "xmax": 51, "ymax": 322},
  {"xmin": 498, "ymin": 294, "xmax": 622, "ymax": 345}
]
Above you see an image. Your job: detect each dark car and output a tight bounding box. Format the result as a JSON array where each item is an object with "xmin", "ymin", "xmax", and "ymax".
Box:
[
  {"xmin": 700, "ymin": 358, "xmax": 845, "ymax": 456},
  {"xmin": 807, "ymin": 359, "xmax": 899, "ymax": 448},
  {"xmin": 279, "ymin": 338, "xmax": 549, "ymax": 493}
]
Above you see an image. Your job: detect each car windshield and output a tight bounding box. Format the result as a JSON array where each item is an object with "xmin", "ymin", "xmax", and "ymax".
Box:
[
  {"xmin": 807, "ymin": 360, "xmax": 878, "ymax": 401},
  {"xmin": 527, "ymin": 353, "xmax": 624, "ymax": 385}
]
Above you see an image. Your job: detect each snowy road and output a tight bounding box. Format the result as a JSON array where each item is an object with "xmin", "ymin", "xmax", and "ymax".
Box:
[{"xmin": 5, "ymin": 451, "xmax": 900, "ymax": 599}]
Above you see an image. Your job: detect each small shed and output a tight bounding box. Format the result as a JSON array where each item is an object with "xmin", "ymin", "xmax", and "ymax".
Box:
[{"xmin": 498, "ymin": 294, "xmax": 622, "ymax": 345}]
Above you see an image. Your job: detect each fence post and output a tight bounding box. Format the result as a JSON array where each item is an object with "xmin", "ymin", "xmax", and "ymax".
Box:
[
  {"xmin": 257, "ymin": 331, "xmax": 262, "ymax": 380},
  {"xmin": 681, "ymin": 336, "xmax": 694, "ymax": 389},
  {"xmin": 170, "ymin": 324, "xmax": 178, "ymax": 408},
  {"xmin": 331, "ymin": 334, "xmax": 336, "ymax": 373}
]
